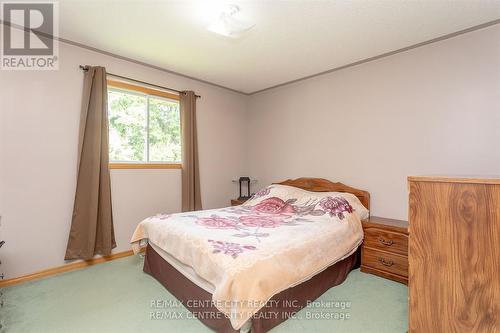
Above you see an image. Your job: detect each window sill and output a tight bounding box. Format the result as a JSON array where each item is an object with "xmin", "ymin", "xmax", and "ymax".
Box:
[{"xmin": 109, "ymin": 163, "xmax": 182, "ymax": 170}]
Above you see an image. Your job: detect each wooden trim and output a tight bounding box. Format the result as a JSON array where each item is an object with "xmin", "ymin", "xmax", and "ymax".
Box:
[
  {"xmin": 109, "ymin": 163, "xmax": 181, "ymax": 169},
  {"xmin": 0, "ymin": 249, "xmax": 143, "ymax": 288},
  {"xmin": 107, "ymin": 79, "xmax": 180, "ymax": 101},
  {"xmin": 408, "ymin": 175, "xmax": 500, "ymax": 185},
  {"xmin": 276, "ymin": 177, "xmax": 370, "ymax": 210},
  {"xmin": 362, "ymin": 216, "xmax": 408, "ymax": 234}
]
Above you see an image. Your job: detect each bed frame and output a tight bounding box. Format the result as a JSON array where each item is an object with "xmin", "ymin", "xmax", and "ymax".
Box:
[
  {"xmin": 143, "ymin": 177, "xmax": 370, "ymax": 333},
  {"xmin": 277, "ymin": 177, "xmax": 370, "ymax": 211}
]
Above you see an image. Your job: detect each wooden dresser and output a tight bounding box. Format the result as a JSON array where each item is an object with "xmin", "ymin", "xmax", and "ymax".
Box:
[
  {"xmin": 408, "ymin": 176, "xmax": 499, "ymax": 333},
  {"xmin": 361, "ymin": 216, "xmax": 408, "ymax": 284}
]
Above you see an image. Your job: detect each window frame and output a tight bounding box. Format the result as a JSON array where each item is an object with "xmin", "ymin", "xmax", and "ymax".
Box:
[{"xmin": 107, "ymin": 79, "xmax": 182, "ymax": 170}]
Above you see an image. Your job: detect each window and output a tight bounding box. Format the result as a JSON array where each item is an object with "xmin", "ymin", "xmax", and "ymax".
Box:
[{"xmin": 107, "ymin": 80, "xmax": 181, "ymax": 169}]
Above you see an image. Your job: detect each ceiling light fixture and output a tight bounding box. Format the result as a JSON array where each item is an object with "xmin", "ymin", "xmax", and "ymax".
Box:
[{"xmin": 207, "ymin": 4, "xmax": 255, "ymax": 38}]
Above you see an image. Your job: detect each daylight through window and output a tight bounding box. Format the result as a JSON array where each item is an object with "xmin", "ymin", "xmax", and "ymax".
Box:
[{"xmin": 107, "ymin": 81, "xmax": 181, "ymax": 165}]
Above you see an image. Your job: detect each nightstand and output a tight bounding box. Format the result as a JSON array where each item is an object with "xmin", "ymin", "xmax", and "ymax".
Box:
[
  {"xmin": 231, "ymin": 198, "xmax": 249, "ymax": 206},
  {"xmin": 360, "ymin": 216, "xmax": 408, "ymax": 284}
]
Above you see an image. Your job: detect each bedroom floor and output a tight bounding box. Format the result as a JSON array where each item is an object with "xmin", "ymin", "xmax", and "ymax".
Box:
[{"xmin": 1, "ymin": 256, "xmax": 408, "ymax": 333}]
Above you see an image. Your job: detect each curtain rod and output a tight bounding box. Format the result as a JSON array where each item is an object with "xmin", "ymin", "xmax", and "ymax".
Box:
[{"xmin": 79, "ymin": 65, "xmax": 201, "ymax": 98}]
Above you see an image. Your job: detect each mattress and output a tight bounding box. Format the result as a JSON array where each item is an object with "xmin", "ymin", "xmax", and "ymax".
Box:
[
  {"xmin": 131, "ymin": 184, "xmax": 366, "ymax": 329},
  {"xmin": 149, "ymin": 241, "xmax": 215, "ymax": 293}
]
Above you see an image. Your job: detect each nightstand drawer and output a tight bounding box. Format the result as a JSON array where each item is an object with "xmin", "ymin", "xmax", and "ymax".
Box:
[
  {"xmin": 363, "ymin": 227, "xmax": 408, "ymax": 256},
  {"xmin": 362, "ymin": 247, "xmax": 408, "ymax": 278}
]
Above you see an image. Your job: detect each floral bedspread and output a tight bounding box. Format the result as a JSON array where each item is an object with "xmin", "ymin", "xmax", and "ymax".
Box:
[{"xmin": 131, "ymin": 185, "xmax": 366, "ymax": 330}]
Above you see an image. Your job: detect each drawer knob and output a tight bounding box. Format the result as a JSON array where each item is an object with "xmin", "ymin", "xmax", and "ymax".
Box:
[
  {"xmin": 378, "ymin": 257, "xmax": 394, "ymax": 267},
  {"xmin": 378, "ymin": 237, "xmax": 394, "ymax": 246}
]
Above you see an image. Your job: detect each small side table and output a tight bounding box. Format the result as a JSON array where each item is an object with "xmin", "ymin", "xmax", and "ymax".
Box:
[
  {"xmin": 360, "ymin": 216, "xmax": 408, "ymax": 284},
  {"xmin": 231, "ymin": 198, "xmax": 249, "ymax": 206}
]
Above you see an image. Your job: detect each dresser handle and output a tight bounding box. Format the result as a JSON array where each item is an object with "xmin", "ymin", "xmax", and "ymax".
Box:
[
  {"xmin": 378, "ymin": 257, "xmax": 394, "ymax": 267},
  {"xmin": 378, "ymin": 237, "xmax": 393, "ymax": 246}
]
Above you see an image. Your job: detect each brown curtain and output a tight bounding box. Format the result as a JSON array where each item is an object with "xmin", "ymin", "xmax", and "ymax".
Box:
[
  {"xmin": 180, "ymin": 91, "xmax": 202, "ymax": 212},
  {"xmin": 65, "ymin": 66, "xmax": 116, "ymax": 260}
]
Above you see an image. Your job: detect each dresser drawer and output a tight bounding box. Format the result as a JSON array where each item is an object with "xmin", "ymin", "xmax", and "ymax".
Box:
[
  {"xmin": 362, "ymin": 247, "xmax": 408, "ymax": 278},
  {"xmin": 363, "ymin": 227, "xmax": 408, "ymax": 256}
]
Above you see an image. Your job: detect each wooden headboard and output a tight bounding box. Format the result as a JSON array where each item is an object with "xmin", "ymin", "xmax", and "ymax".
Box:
[{"xmin": 276, "ymin": 177, "xmax": 370, "ymax": 210}]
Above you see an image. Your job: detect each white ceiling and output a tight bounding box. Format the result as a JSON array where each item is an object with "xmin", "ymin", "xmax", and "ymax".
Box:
[{"xmin": 58, "ymin": 0, "xmax": 500, "ymax": 94}]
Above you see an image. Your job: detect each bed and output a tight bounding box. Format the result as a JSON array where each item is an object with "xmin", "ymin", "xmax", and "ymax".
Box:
[{"xmin": 131, "ymin": 177, "xmax": 370, "ymax": 333}]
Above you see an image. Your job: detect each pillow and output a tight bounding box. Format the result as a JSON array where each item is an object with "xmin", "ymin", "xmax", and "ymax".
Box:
[{"xmin": 243, "ymin": 184, "xmax": 369, "ymax": 220}]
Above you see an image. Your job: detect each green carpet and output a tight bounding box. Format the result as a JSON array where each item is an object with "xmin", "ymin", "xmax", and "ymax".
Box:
[{"xmin": 1, "ymin": 256, "xmax": 407, "ymax": 332}]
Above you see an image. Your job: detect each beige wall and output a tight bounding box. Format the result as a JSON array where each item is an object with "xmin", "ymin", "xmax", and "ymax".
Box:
[
  {"xmin": 247, "ymin": 24, "xmax": 500, "ymax": 220},
  {"xmin": 2, "ymin": 24, "xmax": 500, "ymax": 280},
  {"xmin": 0, "ymin": 41, "xmax": 249, "ymax": 279}
]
